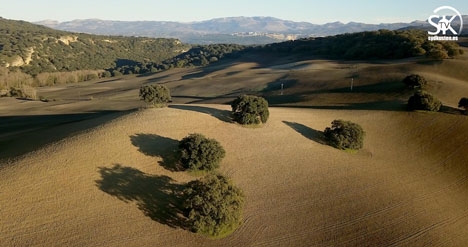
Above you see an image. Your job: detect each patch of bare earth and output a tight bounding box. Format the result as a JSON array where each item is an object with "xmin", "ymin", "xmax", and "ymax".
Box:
[{"xmin": 1, "ymin": 105, "xmax": 468, "ymax": 246}]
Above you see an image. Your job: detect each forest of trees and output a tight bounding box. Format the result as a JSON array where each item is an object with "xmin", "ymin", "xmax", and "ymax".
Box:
[
  {"xmin": 261, "ymin": 29, "xmax": 464, "ymax": 60},
  {"xmin": 0, "ymin": 18, "xmax": 190, "ymax": 76},
  {"xmin": 116, "ymin": 44, "xmax": 247, "ymax": 75}
]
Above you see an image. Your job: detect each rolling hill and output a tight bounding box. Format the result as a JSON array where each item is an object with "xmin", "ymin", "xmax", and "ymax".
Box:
[
  {"xmin": 1, "ymin": 14, "xmax": 468, "ymax": 246},
  {"xmin": 0, "ymin": 17, "xmax": 190, "ymax": 76},
  {"xmin": 0, "ymin": 17, "xmax": 463, "ymax": 90},
  {"xmin": 1, "ymin": 102, "xmax": 468, "ymax": 246}
]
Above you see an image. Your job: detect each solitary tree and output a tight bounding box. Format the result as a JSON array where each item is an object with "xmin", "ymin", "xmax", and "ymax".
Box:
[
  {"xmin": 231, "ymin": 95, "xmax": 269, "ymax": 125},
  {"xmin": 324, "ymin": 120, "xmax": 365, "ymax": 150},
  {"xmin": 407, "ymin": 91, "xmax": 441, "ymax": 112},
  {"xmin": 459, "ymin": 97, "xmax": 468, "ymax": 114},
  {"xmin": 179, "ymin": 133, "xmax": 226, "ymax": 172},
  {"xmin": 184, "ymin": 174, "xmax": 244, "ymax": 238},
  {"xmin": 139, "ymin": 84, "xmax": 171, "ymax": 107},
  {"xmin": 403, "ymin": 74, "xmax": 427, "ymax": 88}
]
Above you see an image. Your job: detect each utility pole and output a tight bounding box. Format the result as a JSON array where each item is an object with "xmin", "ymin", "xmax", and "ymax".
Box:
[{"xmin": 350, "ymin": 78, "xmax": 353, "ymax": 91}]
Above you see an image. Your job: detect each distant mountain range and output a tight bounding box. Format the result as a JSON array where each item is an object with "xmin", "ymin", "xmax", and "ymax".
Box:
[{"xmin": 35, "ymin": 16, "xmax": 468, "ymax": 45}]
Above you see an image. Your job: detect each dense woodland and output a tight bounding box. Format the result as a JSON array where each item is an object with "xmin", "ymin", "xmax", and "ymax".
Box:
[
  {"xmin": 0, "ymin": 17, "xmax": 190, "ymax": 89},
  {"xmin": 0, "ymin": 18, "xmax": 464, "ymax": 91},
  {"xmin": 262, "ymin": 29, "xmax": 464, "ymax": 59}
]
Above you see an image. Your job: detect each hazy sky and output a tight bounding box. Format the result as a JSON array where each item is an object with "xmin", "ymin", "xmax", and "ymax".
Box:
[{"xmin": 0, "ymin": 0, "xmax": 466, "ymax": 24}]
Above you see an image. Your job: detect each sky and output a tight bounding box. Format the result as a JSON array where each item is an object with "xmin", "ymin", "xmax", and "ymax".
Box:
[{"xmin": 0, "ymin": 0, "xmax": 467, "ymax": 24}]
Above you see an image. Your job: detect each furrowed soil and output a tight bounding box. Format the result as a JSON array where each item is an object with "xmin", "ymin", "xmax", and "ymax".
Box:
[
  {"xmin": 1, "ymin": 53, "xmax": 468, "ymax": 246},
  {"xmin": 1, "ymin": 105, "xmax": 468, "ymax": 246}
]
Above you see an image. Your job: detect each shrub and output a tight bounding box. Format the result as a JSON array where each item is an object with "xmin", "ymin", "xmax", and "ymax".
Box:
[
  {"xmin": 8, "ymin": 87, "xmax": 25, "ymax": 98},
  {"xmin": 459, "ymin": 97, "xmax": 468, "ymax": 114},
  {"xmin": 184, "ymin": 174, "xmax": 244, "ymax": 237},
  {"xmin": 139, "ymin": 84, "xmax": 171, "ymax": 107},
  {"xmin": 402, "ymin": 74, "xmax": 427, "ymax": 88},
  {"xmin": 8, "ymin": 86, "xmax": 37, "ymax": 100},
  {"xmin": 407, "ymin": 91, "xmax": 442, "ymax": 112},
  {"xmin": 231, "ymin": 95, "xmax": 269, "ymax": 125},
  {"xmin": 179, "ymin": 133, "xmax": 225, "ymax": 172},
  {"xmin": 324, "ymin": 120, "xmax": 365, "ymax": 150},
  {"xmin": 112, "ymin": 70, "xmax": 123, "ymax": 77}
]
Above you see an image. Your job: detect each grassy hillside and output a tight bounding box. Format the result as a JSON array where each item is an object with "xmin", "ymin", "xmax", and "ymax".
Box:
[{"xmin": 0, "ymin": 17, "xmax": 190, "ymax": 76}]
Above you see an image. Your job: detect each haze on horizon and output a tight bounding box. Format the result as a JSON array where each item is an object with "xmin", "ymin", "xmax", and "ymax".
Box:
[{"xmin": 0, "ymin": 0, "xmax": 466, "ymax": 24}]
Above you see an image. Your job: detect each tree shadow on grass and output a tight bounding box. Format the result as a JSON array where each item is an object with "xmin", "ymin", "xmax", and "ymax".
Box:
[
  {"xmin": 169, "ymin": 104, "xmax": 233, "ymax": 123},
  {"xmin": 130, "ymin": 134, "xmax": 182, "ymax": 171},
  {"xmin": 440, "ymin": 105, "xmax": 466, "ymax": 115},
  {"xmin": 283, "ymin": 121, "xmax": 328, "ymax": 145},
  {"xmin": 96, "ymin": 164, "xmax": 188, "ymax": 229}
]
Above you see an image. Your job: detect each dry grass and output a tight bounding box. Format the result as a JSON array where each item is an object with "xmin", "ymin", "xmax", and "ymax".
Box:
[{"xmin": 1, "ymin": 105, "xmax": 468, "ymax": 246}]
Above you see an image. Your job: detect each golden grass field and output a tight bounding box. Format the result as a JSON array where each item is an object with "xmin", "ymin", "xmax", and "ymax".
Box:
[{"xmin": 1, "ymin": 53, "xmax": 468, "ymax": 246}]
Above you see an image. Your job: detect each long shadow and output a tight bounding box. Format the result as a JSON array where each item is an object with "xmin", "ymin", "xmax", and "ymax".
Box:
[
  {"xmin": 270, "ymin": 100, "xmax": 408, "ymax": 112},
  {"xmin": 96, "ymin": 164, "xmax": 187, "ymax": 229},
  {"xmin": 440, "ymin": 105, "xmax": 466, "ymax": 115},
  {"xmin": 0, "ymin": 110, "xmax": 135, "ymax": 163},
  {"xmin": 130, "ymin": 134, "xmax": 182, "ymax": 171},
  {"xmin": 283, "ymin": 121, "xmax": 327, "ymax": 145},
  {"xmin": 169, "ymin": 104, "xmax": 233, "ymax": 123}
]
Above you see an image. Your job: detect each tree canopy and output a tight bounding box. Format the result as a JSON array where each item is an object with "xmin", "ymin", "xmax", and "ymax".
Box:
[
  {"xmin": 231, "ymin": 95, "xmax": 270, "ymax": 125},
  {"xmin": 403, "ymin": 74, "xmax": 427, "ymax": 88},
  {"xmin": 408, "ymin": 91, "xmax": 442, "ymax": 112},
  {"xmin": 184, "ymin": 174, "xmax": 244, "ymax": 237},
  {"xmin": 139, "ymin": 84, "xmax": 171, "ymax": 107},
  {"xmin": 179, "ymin": 133, "xmax": 226, "ymax": 172},
  {"xmin": 324, "ymin": 120, "xmax": 365, "ymax": 150},
  {"xmin": 261, "ymin": 29, "xmax": 463, "ymax": 60}
]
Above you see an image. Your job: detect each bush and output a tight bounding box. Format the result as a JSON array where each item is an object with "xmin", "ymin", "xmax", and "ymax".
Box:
[
  {"xmin": 408, "ymin": 91, "xmax": 442, "ymax": 112},
  {"xmin": 179, "ymin": 133, "xmax": 225, "ymax": 172},
  {"xmin": 8, "ymin": 86, "xmax": 37, "ymax": 100},
  {"xmin": 231, "ymin": 95, "xmax": 269, "ymax": 125},
  {"xmin": 8, "ymin": 87, "xmax": 25, "ymax": 98},
  {"xmin": 139, "ymin": 84, "xmax": 171, "ymax": 107},
  {"xmin": 459, "ymin": 97, "xmax": 468, "ymax": 114},
  {"xmin": 184, "ymin": 174, "xmax": 244, "ymax": 237},
  {"xmin": 324, "ymin": 120, "xmax": 365, "ymax": 150},
  {"xmin": 403, "ymin": 74, "xmax": 427, "ymax": 88}
]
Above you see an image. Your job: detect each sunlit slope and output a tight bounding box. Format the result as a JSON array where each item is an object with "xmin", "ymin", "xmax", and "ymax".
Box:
[
  {"xmin": 146, "ymin": 51, "xmax": 468, "ymax": 110},
  {"xmin": 1, "ymin": 105, "xmax": 467, "ymax": 246}
]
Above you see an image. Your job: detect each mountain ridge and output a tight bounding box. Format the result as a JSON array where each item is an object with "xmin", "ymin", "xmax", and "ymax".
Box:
[{"xmin": 35, "ymin": 16, "xmax": 425, "ymax": 44}]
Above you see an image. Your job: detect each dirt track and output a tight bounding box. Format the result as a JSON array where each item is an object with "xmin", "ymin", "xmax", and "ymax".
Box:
[{"xmin": 1, "ymin": 105, "xmax": 467, "ymax": 246}]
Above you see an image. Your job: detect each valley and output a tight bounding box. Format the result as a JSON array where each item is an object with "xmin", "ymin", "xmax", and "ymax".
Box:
[{"xmin": 1, "ymin": 17, "xmax": 468, "ymax": 245}]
